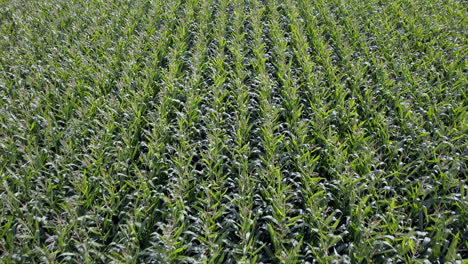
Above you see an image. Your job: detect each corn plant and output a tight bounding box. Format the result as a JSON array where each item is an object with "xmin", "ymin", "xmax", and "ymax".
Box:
[{"xmin": 0, "ymin": 0, "xmax": 466, "ymax": 263}]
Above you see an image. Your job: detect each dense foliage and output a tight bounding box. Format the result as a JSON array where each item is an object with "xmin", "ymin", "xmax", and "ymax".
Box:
[{"xmin": 1, "ymin": 0, "xmax": 467, "ymax": 263}]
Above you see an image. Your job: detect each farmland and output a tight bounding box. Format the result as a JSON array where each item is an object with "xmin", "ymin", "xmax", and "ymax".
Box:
[{"xmin": 0, "ymin": 0, "xmax": 467, "ymax": 263}]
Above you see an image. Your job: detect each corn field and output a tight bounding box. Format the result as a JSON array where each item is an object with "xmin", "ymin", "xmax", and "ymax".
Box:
[{"xmin": 0, "ymin": 0, "xmax": 467, "ymax": 263}]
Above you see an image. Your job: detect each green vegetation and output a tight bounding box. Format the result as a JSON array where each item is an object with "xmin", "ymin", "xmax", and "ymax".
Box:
[{"xmin": 1, "ymin": 0, "xmax": 467, "ymax": 263}]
